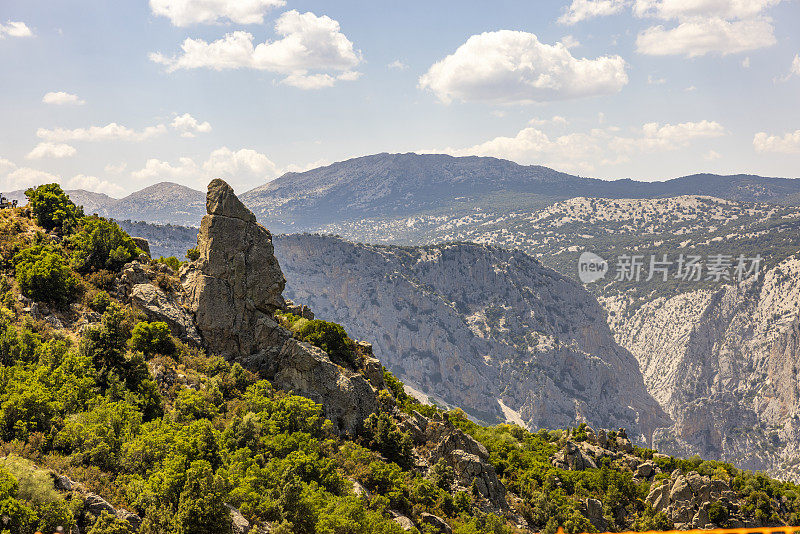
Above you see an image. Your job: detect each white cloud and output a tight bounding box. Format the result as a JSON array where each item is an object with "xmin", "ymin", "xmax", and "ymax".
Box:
[
  {"xmin": 612, "ymin": 120, "xmax": 727, "ymax": 152},
  {"xmin": 42, "ymin": 91, "xmax": 85, "ymax": 105},
  {"xmin": 633, "ymin": 0, "xmax": 782, "ymax": 20},
  {"xmin": 131, "ymin": 146, "xmax": 280, "ymax": 191},
  {"xmin": 387, "ymin": 60, "xmax": 409, "ymax": 70},
  {"xmin": 37, "ymin": 122, "xmax": 167, "ymax": 142},
  {"xmin": 636, "ymin": 17, "xmax": 776, "ymax": 56},
  {"xmin": 171, "ymin": 113, "xmax": 212, "ymax": 137},
  {"xmin": 203, "ymin": 147, "xmax": 278, "ymax": 179},
  {"xmin": 0, "ymin": 21, "xmax": 33, "ymax": 38},
  {"xmin": 529, "ymin": 116, "xmax": 569, "ymax": 127},
  {"xmin": 647, "ymin": 74, "xmax": 666, "ymax": 84},
  {"xmin": 149, "ymin": 0, "xmax": 285, "ymax": 26},
  {"xmin": 418, "ymin": 30, "xmax": 628, "ymax": 104},
  {"xmin": 754, "ymin": 130, "xmax": 800, "ymax": 154},
  {"xmin": 789, "ymin": 54, "xmax": 800, "ymax": 78},
  {"xmin": 742, "ymin": 56, "xmax": 751, "ymax": 68},
  {"xmin": 559, "ymin": 0, "xmax": 629, "ymax": 24},
  {"xmin": 26, "ymin": 142, "xmax": 77, "ymax": 159},
  {"xmin": 0, "ymin": 158, "xmax": 125, "ymax": 196},
  {"xmin": 150, "ymin": 10, "xmax": 362, "ymax": 88},
  {"xmin": 560, "ymin": 35, "xmax": 581, "ymax": 49},
  {"xmin": 704, "ymin": 149, "xmax": 722, "ymax": 160},
  {"xmin": 423, "ymin": 119, "xmax": 726, "ymax": 173},
  {"xmin": 104, "ymin": 162, "xmax": 127, "ymax": 174}
]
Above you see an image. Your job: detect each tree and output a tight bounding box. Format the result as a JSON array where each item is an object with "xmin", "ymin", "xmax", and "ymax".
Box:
[
  {"xmin": 25, "ymin": 183, "xmax": 84, "ymax": 234},
  {"xmin": 70, "ymin": 216, "xmax": 140, "ymax": 272},
  {"xmin": 174, "ymin": 460, "xmax": 232, "ymax": 534},
  {"xmin": 130, "ymin": 321, "xmax": 175, "ymax": 357},
  {"xmin": 13, "ymin": 245, "xmax": 78, "ymax": 306}
]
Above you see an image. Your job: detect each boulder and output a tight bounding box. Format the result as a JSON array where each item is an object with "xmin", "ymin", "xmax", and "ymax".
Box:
[
  {"xmin": 116, "ymin": 509, "xmax": 142, "ymax": 531},
  {"xmin": 421, "ymin": 513, "xmax": 452, "ymax": 534},
  {"xmin": 390, "ymin": 512, "xmax": 415, "ymax": 531},
  {"xmin": 449, "ymin": 450, "xmax": 506, "ymax": 507},
  {"xmin": 585, "ymin": 497, "xmax": 607, "ymax": 532},
  {"xmin": 84, "ymin": 493, "xmax": 116, "ymax": 517},
  {"xmin": 670, "ymin": 475, "xmax": 694, "ymax": 503},
  {"xmin": 131, "ymin": 237, "xmax": 151, "ymax": 256},
  {"xmin": 635, "ymin": 461, "xmax": 655, "ymax": 479},
  {"xmin": 226, "ymin": 504, "xmax": 251, "ymax": 534}
]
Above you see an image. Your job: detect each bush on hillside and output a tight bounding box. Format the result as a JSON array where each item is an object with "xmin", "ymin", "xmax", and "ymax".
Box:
[
  {"xmin": 278, "ymin": 313, "xmax": 358, "ymax": 368},
  {"xmin": 25, "ymin": 183, "xmax": 84, "ymax": 234},
  {"xmin": 130, "ymin": 321, "xmax": 175, "ymax": 357},
  {"xmin": 70, "ymin": 216, "xmax": 140, "ymax": 272},
  {"xmin": 13, "ymin": 245, "xmax": 79, "ymax": 306}
]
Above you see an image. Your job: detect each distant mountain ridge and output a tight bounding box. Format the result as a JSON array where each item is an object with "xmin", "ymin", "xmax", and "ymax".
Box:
[{"xmin": 9, "ymin": 153, "xmax": 798, "ymax": 228}]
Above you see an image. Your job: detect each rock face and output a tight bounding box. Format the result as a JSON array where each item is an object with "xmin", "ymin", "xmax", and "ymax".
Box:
[
  {"xmin": 182, "ymin": 178, "xmax": 285, "ymax": 357},
  {"xmin": 606, "ymin": 255, "xmax": 800, "ymax": 480},
  {"xmin": 274, "ymin": 234, "xmax": 669, "ymax": 442},
  {"xmin": 400, "ymin": 410, "xmax": 508, "ymax": 509},
  {"xmin": 181, "ymin": 180, "xmax": 378, "ymax": 434}
]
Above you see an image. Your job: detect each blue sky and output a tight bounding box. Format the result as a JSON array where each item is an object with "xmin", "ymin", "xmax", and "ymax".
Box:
[{"xmin": 1, "ymin": 0, "xmax": 799, "ymax": 196}]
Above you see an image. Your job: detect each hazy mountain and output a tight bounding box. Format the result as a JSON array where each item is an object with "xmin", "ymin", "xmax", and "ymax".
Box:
[
  {"xmin": 240, "ymin": 153, "xmax": 800, "ymax": 232},
  {"xmin": 107, "ymin": 182, "xmax": 205, "ymax": 226}
]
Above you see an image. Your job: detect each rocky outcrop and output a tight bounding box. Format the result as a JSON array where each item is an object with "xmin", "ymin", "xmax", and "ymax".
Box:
[
  {"xmin": 400, "ymin": 410, "xmax": 507, "ymax": 509},
  {"xmin": 117, "ymin": 261, "xmax": 202, "ymax": 345},
  {"xmin": 274, "ymin": 234, "xmax": 669, "ymax": 442},
  {"xmin": 181, "ymin": 180, "xmax": 379, "ymax": 434}
]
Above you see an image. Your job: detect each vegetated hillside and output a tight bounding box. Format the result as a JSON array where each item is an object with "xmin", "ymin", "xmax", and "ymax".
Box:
[
  {"xmin": 273, "ymin": 234, "xmax": 668, "ymax": 440},
  {"xmin": 4, "ymin": 183, "xmax": 800, "ymax": 534}
]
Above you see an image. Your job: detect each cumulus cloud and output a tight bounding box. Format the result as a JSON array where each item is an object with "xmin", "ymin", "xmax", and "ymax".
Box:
[
  {"xmin": 419, "ymin": 30, "xmax": 628, "ymax": 104},
  {"xmin": 423, "ymin": 119, "xmax": 726, "ymax": 173},
  {"xmin": 632, "ymin": 0, "xmax": 782, "ymax": 20},
  {"xmin": 42, "ymin": 91, "xmax": 85, "ymax": 105},
  {"xmin": 150, "ymin": 0, "xmax": 285, "ymax": 26},
  {"xmin": 150, "ymin": 10, "xmax": 362, "ymax": 88},
  {"xmin": 753, "ymin": 130, "xmax": 800, "ymax": 154},
  {"xmin": 0, "ymin": 21, "xmax": 33, "ymax": 38},
  {"xmin": 171, "ymin": 113, "xmax": 212, "ymax": 137},
  {"xmin": 26, "ymin": 142, "xmax": 77, "ymax": 159},
  {"xmin": 559, "ymin": 0, "xmax": 629, "ymax": 25},
  {"xmin": 104, "ymin": 162, "xmax": 127, "ymax": 174},
  {"xmin": 387, "ymin": 60, "xmax": 409, "ymax": 70},
  {"xmin": 37, "ymin": 122, "xmax": 167, "ymax": 142},
  {"xmin": 636, "ymin": 17, "xmax": 776, "ymax": 56},
  {"xmin": 131, "ymin": 147, "xmax": 280, "ymax": 191},
  {"xmin": 0, "ymin": 158, "xmax": 123, "ymax": 196}
]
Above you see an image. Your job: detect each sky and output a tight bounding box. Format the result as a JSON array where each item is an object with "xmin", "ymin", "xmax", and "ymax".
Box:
[{"xmin": 0, "ymin": 0, "xmax": 799, "ymax": 197}]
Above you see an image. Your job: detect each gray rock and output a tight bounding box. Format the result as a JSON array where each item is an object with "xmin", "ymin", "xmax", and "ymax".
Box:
[
  {"xmin": 585, "ymin": 497, "xmax": 607, "ymax": 531},
  {"xmin": 390, "ymin": 512, "xmax": 414, "ymax": 531},
  {"xmin": 670, "ymin": 475, "xmax": 694, "ymax": 503},
  {"xmin": 84, "ymin": 493, "xmax": 116, "ymax": 517},
  {"xmin": 420, "ymin": 512, "xmax": 452, "ymax": 534},
  {"xmin": 206, "ymin": 178, "xmax": 256, "ymax": 223},
  {"xmin": 635, "ymin": 462, "xmax": 655, "ymax": 479},
  {"xmin": 226, "ymin": 504, "xmax": 251, "ymax": 534},
  {"xmin": 116, "ymin": 508, "xmax": 142, "ymax": 531},
  {"xmin": 131, "ymin": 237, "xmax": 151, "ymax": 256},
  {"xmin": 130, "ymin": 283, "xmax": 202, "ymax": 345}
]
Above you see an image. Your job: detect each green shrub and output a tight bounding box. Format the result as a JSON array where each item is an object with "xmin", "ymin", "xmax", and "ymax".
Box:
[
  {"xmin": 156, "ymin": 256, "xmax": 181, "ymax": 271},
  {"xmin": 280, "ymin": 313, "xmax": 357, "ymax": 368},
  {"xmin": 186, "ymin": 247, "xmax": 200, "ymax": 261},
  {"xmin": 130, "ymin": 321, "xmax": 175, "ymax": 357},
  {"xmin": 14, "ymin": 245, "xmax": 78, "ymax": 306},
  {"xmin": 89, "ymin": 290, "xmax": 112, "ymax": 314},
  {"xmin": 362, "ymin": 412, "xmax": 413, "ymax": 468},
  {"xmin": 70, "ymin": 216, "xmax": 140, "ymax": 272},
  {"xmin": 88, "ymin": 511, "xmax": 133, "ymax": 534},
  {"xmin": 25, "ymin": 183, "xmax": 84, "ymax": 234},
  {"xmin": 0, "ymin": 455, "xmax": 62, "ymax": 505}
]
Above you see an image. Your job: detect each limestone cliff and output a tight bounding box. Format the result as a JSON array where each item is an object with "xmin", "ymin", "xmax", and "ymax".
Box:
[
  {"xmin": 604, "ymin": 254, "xmax": 800, "ymax": 480},
  {"xmin": 273, "ymin": 233, "xmax": 669, "ymax": 443}
]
